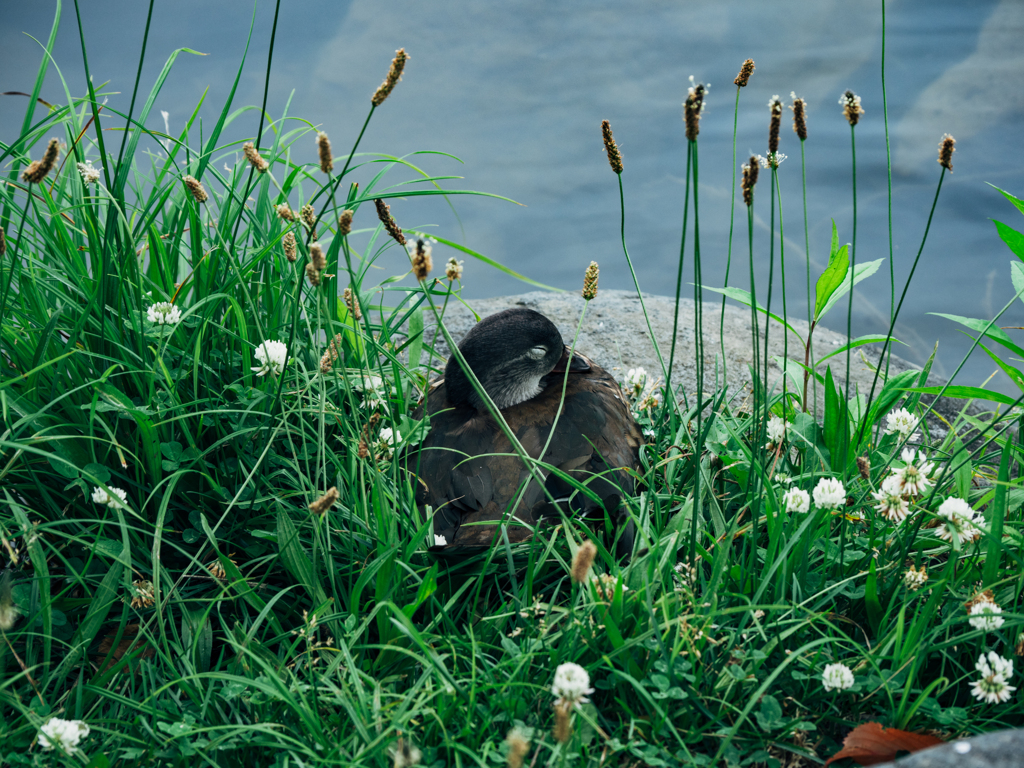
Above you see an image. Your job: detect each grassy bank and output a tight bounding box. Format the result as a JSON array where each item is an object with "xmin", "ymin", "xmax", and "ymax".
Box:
[{"xmin": 1, "ymin": 2, "xmax": 1022, "ymax": 766}]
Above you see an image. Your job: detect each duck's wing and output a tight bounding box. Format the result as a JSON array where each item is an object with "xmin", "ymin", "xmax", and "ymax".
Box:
[
  {"xmin": 518, "ymin": 362, "xmax": 643, "ymax": 557},
  {"xmin": 407, "ymin": 382, "xmax": 546, "ymax": 548}
]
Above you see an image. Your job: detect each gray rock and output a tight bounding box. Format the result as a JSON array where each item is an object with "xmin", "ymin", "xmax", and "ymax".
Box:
[
  {"xmin": 870, "ymin": 729, "xmax": 1024, "ymax": 768},
  {"xmin": 417, "ymin": 289, "xmax": 974, "ymax": 432}
]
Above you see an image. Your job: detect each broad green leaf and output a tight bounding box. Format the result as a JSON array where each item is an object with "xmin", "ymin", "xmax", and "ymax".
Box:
[
  {"xmin": 823, "ymin": 367, "xmax": 849, "ymax": 468},
  {"xmin": 275, "ymin": 511, "xmax": 328, "ymax": 607},
  {"xmin": 994, "ymin": 219, "xmax": 1024, "ymax": 261},
  {"xmin": 978, "ymin": 340, "xmax": 1024, "ymax": 392},
  {"xmin": 990, "ymin": 182, "xmax": 1024, "ymax": 217},
  {"xmin": 901, "ymin": 385, "xmax": 1020, "ymax": 407},
  {"xmin": 1012, "ymin": 260, "xmax": 1024, "ymax": 306},
  {"xmin": 930, "ymin": 312, "xmax": 1024, "ymax": 358},
  {"xmin": 755, "ymin": 694, "xmax": 785, "ymax": 732},
  {"xmin": 814, "ymin": 221, "xmax": 848, "ymax": 321},
  {"xmin": 819, "ymin": 258, "xmax": 884, "ymax": 319}
]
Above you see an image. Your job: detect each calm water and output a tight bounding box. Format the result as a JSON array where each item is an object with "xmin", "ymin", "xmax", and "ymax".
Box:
[{"xmin": 3, "ymin": 0, "xmax": 1024, "ymax": 390}]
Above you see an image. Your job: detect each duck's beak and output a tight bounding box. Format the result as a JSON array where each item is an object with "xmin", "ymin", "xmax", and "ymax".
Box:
[{"xmin": 550, "ymin": 345, "xmax": 591, "ymax": 374}]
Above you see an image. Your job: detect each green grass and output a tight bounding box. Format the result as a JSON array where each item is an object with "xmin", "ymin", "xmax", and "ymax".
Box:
[{"xmin": 1, "ymin": 3, "xmax": 1023, "ymax": 767}]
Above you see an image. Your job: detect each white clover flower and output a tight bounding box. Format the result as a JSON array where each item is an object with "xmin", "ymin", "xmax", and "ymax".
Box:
[
  {"xmin": 38, "ymin": 718, "xmax": 91, "ymax": 753},
  {"xmin": 821, "ymin": 662, "xmax": 855, "ymax": 692},
  {"xmin": 782, "ymin": 487, "xmax": 810, "ymax": 514},
  {"xmin": 434, "ymin": 534, "xmax": 447, "ymax": 547},
  {"xmin": 0, "ymin": 600, "xmax": 19, "ymax": 631},
  {"xmin": 812, "ymin": 477, "xmax": 846, "ymax": 510},
  {"xmin": 146, "ymin": 301, "xmax": 182, "ymax": 325},
  {"xmin": 871, "ymin": 474, "xmax": 910, "ymax": 523},
  {"xmin": 884, "ymin": 407, "xmax": 920, "ymax": 442},
  {"xmin": 91, "ymin": 486, "xmax": 128, "ymax": 508},
  {"xmin": 551, "ymin": 662, "xmax": 594, "ymax": 709},
  {"xmin": 968, "ymin": 602, "xmax": 1005, "ymax": 632},
  {"xmin": 935, "ymin": 497, "xmax": 982, "ymax": 544},
  {"xmin": 981, "ymin": 650, "xmax": 1014, "ymax": 680},
  {"xmin": 379, "ymin": 427, "xmax": 402, "ymax": 452},
  {"xmin": 76, "ymin": 161, "xmax": 100, "ymax": 185},
  {"xmin": 891, "ymin": 448, "xmax": 934, "ymax": 497},
  {"xmin": 903, "ymin": 565, "xmax": 928, "ymax": 591},
  {"xmin": 765, "ymin": 415, "xmax": 788, "ymax": 448},
  {"xmin": 252, "ymin": 339, "xmax": 288, "ymax": 377},
  {"xmin": 970, "ymin": 652, "xmax": 1016, "ymax": 704},
  {"xmin": 624, "ymin": 367, "xmax": 647, "ymax": 396}
]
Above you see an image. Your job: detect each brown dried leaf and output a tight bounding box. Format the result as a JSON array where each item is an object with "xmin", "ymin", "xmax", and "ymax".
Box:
[
  {"xmin": 825, "ymin": 722, "xmax": 943, "ymax": 766},
  {"xmin": 95, "ymin": 623, "xmax": 155, "ymax": 673}
]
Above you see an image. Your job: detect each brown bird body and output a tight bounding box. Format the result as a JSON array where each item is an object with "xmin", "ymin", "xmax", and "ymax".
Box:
[{"xmin": 407, "ymin": 308, "xmax": 643, "ymax": 556}]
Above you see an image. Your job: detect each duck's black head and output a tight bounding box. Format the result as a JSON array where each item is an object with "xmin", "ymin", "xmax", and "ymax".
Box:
[{"xmin": 445, "ymin": 308, "xmax": 583, "ymax": 410}]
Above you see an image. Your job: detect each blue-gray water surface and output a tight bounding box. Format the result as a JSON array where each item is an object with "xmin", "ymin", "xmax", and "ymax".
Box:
[{"xmin": 3, "ymin": 0, "xmax": 1023, "ymax": 393}]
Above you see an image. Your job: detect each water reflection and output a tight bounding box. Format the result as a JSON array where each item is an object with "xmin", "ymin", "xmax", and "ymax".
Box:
[{"xmin": 2, "ymin": 0, "xmax": 1022, "ymax": 389}]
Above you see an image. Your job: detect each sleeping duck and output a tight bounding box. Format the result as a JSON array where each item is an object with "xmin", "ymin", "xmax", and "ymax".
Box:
[{"xmin": 408, "ymin": 307, "xmax": 643, "ymax": 558}]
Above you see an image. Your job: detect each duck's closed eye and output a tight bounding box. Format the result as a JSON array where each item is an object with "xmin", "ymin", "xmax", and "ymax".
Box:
[{"xmin": 526, "ymin": 346, "xmax": 548, "ymax": 360}]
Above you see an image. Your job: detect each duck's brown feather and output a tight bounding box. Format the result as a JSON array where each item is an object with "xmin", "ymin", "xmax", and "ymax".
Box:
[{"xmin": 408, "ymin": 354, "xmax": 642, "ymax": 548}]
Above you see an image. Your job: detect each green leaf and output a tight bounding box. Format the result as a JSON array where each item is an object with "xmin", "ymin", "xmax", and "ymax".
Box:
[
  {"xmin": 51, "ymin": 556, "xmax": 123, "ymax": 681},
  {"xmin": 814, "ymin": 221, "xmax": 848, "ymax": 321},
  {"xmin": 901, "ymin": 385, "xmax": 1021, "ymax": 407},
  {"xmin": 990, "ymin": 183, "xmax": 1024, "ymax": 218},
  {"xmin": 983, "ymin": 441, "xmax": 1011, "ymax": 586},
  {"xmin": 819, "ymin": 258, "xmax": 884, "ymax": 319},
  {"xmin": 816, "ymin": 334, "xmax": 902, "ymax": 367},
  {"xmin": 94, "ymin": 381, "xmax": 162, "ymax": 483},
  {"xmin": 822, "ymin": 367, "xmax": 849, "ymax": 469},
  {"xmin": 754, "ymin": 694, "xmax": 785, "ymax": 732},
  {"xmin": 1012, "ymin": 261, "xmax": 1024, "ymax": 306},
  {"xmin": 401, "ymin": 563, "xmax": 438, "ymax": 619},
  {"xmin": 408, "ymin": 307, "xmax": 424, "ymax": 371},
  {"xmin": 951, "ymin": 435, "xmax": 973, "ymax": 500},
  {"xmin": 929, "ymin": 312, "xmax": 1024, "ymax": 358},
  {"xmin": 865, "ymin": 559, "xmax": 883, "ymax": 634},
  {"xmin": 426, "ymin": 233, "xmax": 562, "ymax": 291},
  {"xmin": 977, "ymin": 340, "xmax": 1024, "ymax": 392},
  {"xmin": 275, "ymin": 511, "xmax": 328, "ymax": 607},
  {"xmin": 994, "ymin": 219, "xmax": 1024, "ymax": 261},
  {"xmin": 700, "ymin": 285, "xmax": 803, "ymax": 342},
  {"xmin": 860, "ymin": 370, "xmax": 920, "ymax": 447}
]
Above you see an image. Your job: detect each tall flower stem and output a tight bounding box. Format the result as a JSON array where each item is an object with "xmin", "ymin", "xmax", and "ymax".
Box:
[
  {"xmin": 799, "ymin": 139, "xmax": 817, "ymax": 413},
  {"xmin": 666, "ymin": 141, "xmax": 693, "ymax": 416},
  {"xmin": 615, "ymin": 174, "xmax": 670, "ymax": 387},
  {"xmin": 855, "ymin": 171, "xmax": 946, "ymax": 447},
  {"xmin": 881, "ymin": 0, "xmax": 895, "ymax": 378},
  {"xmin": 720, "ymin": 85, "xmax": 742, "ymax": 366},
  {"xmin": 744, "ymin": 196, "xmax": 765, "ymax": 565},
  {"xmin": 841, "ymin": 124, "xmax": 858, "ymax": 473},
  {"xmin": 763, "ymin": 168, "xmax": 777, "ymax": 405},
  {"xmin": 689, "ymin": 140, "xmax": 704, "ymax": 563},
  {"xmin": 775, "ymin": 169, "xmax": 789, "ymax": 408}
]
